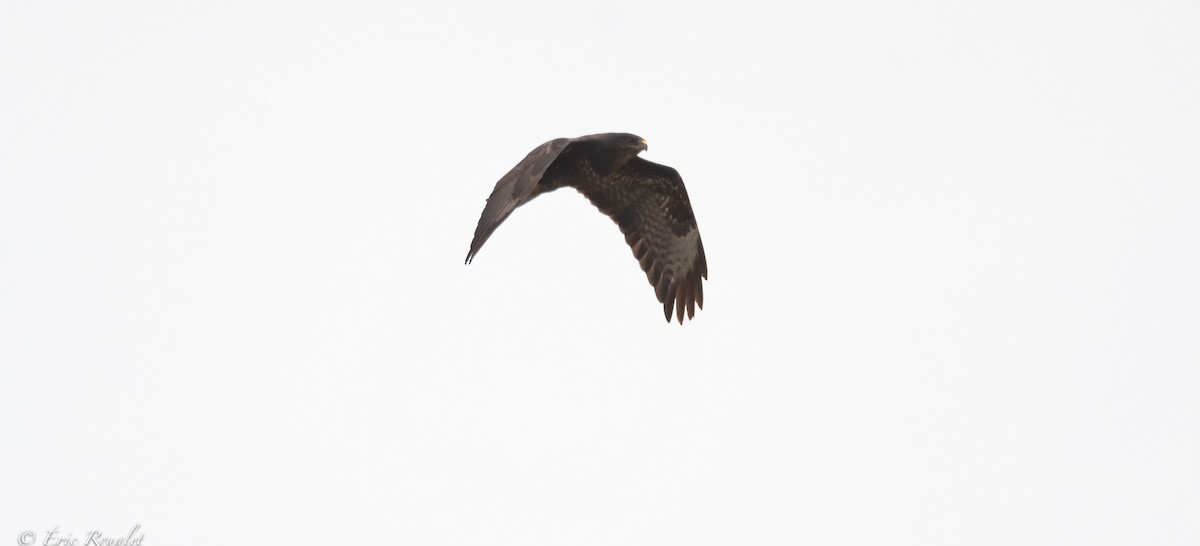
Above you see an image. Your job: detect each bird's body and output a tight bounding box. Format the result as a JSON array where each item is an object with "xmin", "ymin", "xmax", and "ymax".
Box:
[{"xmin": 465, "ymin": 133, "xmax": 707, "ymax": 324}]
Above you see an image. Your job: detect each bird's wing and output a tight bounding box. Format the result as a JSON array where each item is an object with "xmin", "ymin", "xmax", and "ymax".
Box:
[
  {"xmin": 575, "ymin": 157, "xmax": 707, "ymax": 323},
  {"xmin": 465, "ymin": 138, "xmax": 572, "ymax": 263}
]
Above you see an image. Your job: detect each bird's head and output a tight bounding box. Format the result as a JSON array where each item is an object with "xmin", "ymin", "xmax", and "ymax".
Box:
[
  {"xmin": 621, "ymin": 133, "xmax": 648, "ymax": 153},
  {"xmin": 576, "ymin": 132, "xmax": 650, "ymax": 175},
  {"xmin": 608, "ymin": 133, "xmax": 648, "ymax": 165}
]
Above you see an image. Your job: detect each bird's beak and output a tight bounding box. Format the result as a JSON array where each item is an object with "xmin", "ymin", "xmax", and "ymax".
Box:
[{"xmin": 640, "ymin": 139, "xmax": 648, "ymax": 151}]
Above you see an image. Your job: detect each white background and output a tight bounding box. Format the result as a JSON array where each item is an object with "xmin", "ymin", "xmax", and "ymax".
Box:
[{"xmin": 3, "ymin": 1, "xmax": 1198, "ymax": 544}]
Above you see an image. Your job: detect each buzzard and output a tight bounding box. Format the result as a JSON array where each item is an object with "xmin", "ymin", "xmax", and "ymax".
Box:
[{"xmin": 465, "ymin": 133, "xmax": 707, "ymax": 323}]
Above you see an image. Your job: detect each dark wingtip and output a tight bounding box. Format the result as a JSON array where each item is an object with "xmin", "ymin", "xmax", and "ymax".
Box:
[{"xmin": 675, "ymin": 286, "xmax": 686, "ymax": 324}]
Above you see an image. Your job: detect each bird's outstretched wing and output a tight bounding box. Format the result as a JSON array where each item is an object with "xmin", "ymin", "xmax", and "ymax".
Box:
[
  {"xmin": 465, "ymin": 138, "xmax": 572, "ymax": 264},
  {"xmin": 575, "ymin": 157, "xmax": 707, "ymax": 323}
]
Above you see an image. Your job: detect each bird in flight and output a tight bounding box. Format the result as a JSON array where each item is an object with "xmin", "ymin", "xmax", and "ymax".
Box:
[{"xmin": 465, "ymin": 133, "xmax": 707, "ymax": 324}]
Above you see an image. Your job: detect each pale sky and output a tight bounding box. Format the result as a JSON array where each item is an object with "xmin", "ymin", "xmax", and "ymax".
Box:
[{"xmin": 3, "ymin": 1, "xmax": 1199, "ymax": 545}]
